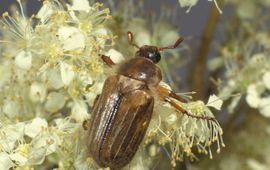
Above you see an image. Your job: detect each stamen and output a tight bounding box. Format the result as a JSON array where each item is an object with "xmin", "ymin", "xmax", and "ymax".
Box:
[{"xmin": 17, "ymin": 0, "xmax": 26, "ymax": 20}]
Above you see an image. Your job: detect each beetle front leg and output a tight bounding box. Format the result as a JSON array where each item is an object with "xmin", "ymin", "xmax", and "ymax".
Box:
[{"xmin": 100, "ymin": 54, "xmax": 116, "ymax": 67}]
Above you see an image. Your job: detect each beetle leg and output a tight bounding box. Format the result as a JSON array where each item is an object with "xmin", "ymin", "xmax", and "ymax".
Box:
[
  {"xmin": 157, "ymin": 85, "xmax": 188, "ymax": 103},
  {"xmin": 82, "ymin": 120, "xmax": 89, "ymax": 130},
  {"xmin": 93, "ymin": 94, "xmax": 100, "ymax": 106},
  {"xmin": 100, "ymin": 54, "xmax": 116, "ymax": 67},
  {"xmin": 157, "ymin": 86, "xmax": 216, "ymax": 121}
]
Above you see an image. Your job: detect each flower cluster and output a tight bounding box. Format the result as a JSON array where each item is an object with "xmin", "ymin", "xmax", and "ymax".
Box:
[
  {"xmin": 178, "ymin": 0, "xmax": 222, "ymax": 13},
  {"xmin": 0, "ymin": 0, "xmax": 224, "ymax": 169},
  {"xmin": 0, "ymin": 0, "xmax": 111, "ymax": 169},
  {"xmin": 215, "ymin": 25, "xmax": 270, "ymax": 116},
  {"xmin": 144, "ymin": 93, "xmax": 224, "ymax": 167}
]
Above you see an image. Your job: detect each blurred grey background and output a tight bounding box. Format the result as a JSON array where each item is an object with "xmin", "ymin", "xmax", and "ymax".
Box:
[{"xmin": 0, "ymin": 0, "xmax": 213, "ymax": 38}]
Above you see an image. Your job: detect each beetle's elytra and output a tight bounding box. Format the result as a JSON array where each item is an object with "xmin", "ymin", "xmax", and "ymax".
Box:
[{"xmin": 87, "ymin": 32, "xmax": 205, "ymax": 169}]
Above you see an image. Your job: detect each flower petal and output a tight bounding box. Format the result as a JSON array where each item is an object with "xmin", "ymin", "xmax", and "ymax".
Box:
[
  {"xmin": 3, "ymin": 100, "xmax": 20, "ymax": 118},
  {"xmin": 206, "ymin": 94, "xmax": 223, "ymax": 110},
  {"xmin": 15, "ymin": 50, "xmax": 32, "ymax": 70},
  {"xmin": 60, "ymin": 62, "xmax": 75, "ymax": 85},
  {"xmin": 178, "ymin": 0, "xmax": 199, "ymax": 12},
  {"xmin": 93, "ymin": 28, "xmax": 108, "ymax": 48},
  {"xmin": 135, "ymin": 31, "xmax": 151, "ymax": 47},
  {"xmin": 161, "ymin": 30, "xmax": 179, "ymax": 47},
  {"xmin": 263, "ymin": 72, "xmax": 270, "ymax": 90},
  {"xmin": 27, "ymin": 145, "xmax": 47, "ymax": 165},
  {"xmin": 58, "ymin": 26, "xmax": 85, "ymax": 51},
  {"xmin": 32, "ymin": 132, "xmax": 60, "ymax": 156},
  {"xmin": 246, "ymin": 93, "xmax": 260, "ymax": 108},
  {"xmin": 30, "ymin": 82, "xmax": 47, "ymax": 102},
  {"xmin": 25, "ymin": 117, "xmax": 48, "ymax": 138},
  {"xmin": 259, "ymin": 97, "xmax": 270, "ymax": 117},
  {"xmin": 0, "ymin": 152, "xmax": 14, "ymax": 170},
  {"xmin": 71, "ymin": 0, "xmax": 91, "ymax": 12},
  {"xmin": 36, "ymin": 1, "xmax": 53, "ymax": 23},
  {"xmin": 9, "ymin": 153, "xmax": 27, "ymax": 166},
  {"xmin": 0, "ymin": 123, "xmax": 25, "ymax": 152},
  {"xmin": 45, "ymin": 92, "xmax": 65, "ymax": 112},
  {"xmin": 47, "ymin": 68, "xmax": 64, "ymax": 89},
  {"xmin": 105, "ymin": 49, "xmax": 124, "ymax": 64},
  {"xmin": 70, "ymin": 100, "xmax": 90, "ymax": 122}
]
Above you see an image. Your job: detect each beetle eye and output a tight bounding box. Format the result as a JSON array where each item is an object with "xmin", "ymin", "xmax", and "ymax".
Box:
[{"xmin": 148, "ymin": 52, "xmax": 161, "ymax": 63}]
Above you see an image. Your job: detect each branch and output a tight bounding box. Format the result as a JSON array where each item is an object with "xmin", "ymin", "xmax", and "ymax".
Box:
[{"xmin": 192, "ymin": 1, "xmax": 224, "ymax": 100}]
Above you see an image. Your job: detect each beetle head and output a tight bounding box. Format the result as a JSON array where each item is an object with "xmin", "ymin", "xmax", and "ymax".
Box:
[
  {"xmin": 135, "ymin": 45, "xmax": 161, "ymax": 63},
  {"xmin": 127, "ymin": 31, "xmax": 183, "ymax": 64}
]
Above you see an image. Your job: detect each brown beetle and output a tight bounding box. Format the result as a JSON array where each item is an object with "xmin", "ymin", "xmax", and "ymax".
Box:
[{"xmin": 87, "ymin": 32, "xmax": 215, "ymax": 169}]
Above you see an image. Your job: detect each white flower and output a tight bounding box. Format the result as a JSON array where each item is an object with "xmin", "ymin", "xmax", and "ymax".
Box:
[
  {"xmin": 206, "ymin": 94, "xmax": 223, "ymax": 110},
  {"xmin": 259, "ymin": 97, "xmax": 270, "ymax": 117},
  {"xmin": 70, "ymin": 0, "xmax": 91, "ymax": 12},
  {"xmin": 93, "ymin": 28, "xmax": 108, "ymax": 47},
  {"xmin": 0, "ymin": 123, "xmax": 25, "ymax": 152},
  {"xmin": 0, "ymin": 152, "xmax": 14, "ymax": 170},
  {"xmin": 178, "ymin": 0, "xmax": 198, "ymax": 13},
  {"xmin": 27, "ymin": 145, "xmax": 47, "ymax": 165},
  {"xmin": 47, "ymin": 68, "xmax": 64, "ymax": 89},
  {"xmin": 15, "ymin": 50, "xmax": 32, "ymax": 70},
  {"xmin": 45, "ymin": 92, "xmax": 65, "ymax": 112},
  {"xmin": 160, "ymin": 30, "xmax": 180, "ymax": 47},
  {"xmin": 74, "ymin": 153, "xmax": 93, "ymax": 170},
  {"xmin": 32, "ymin": 132, "xmax": 60, "ymax": 155},
  {"xmin": 36, "ymin": 1, "xmax": 54, "ymax": 23},
  {"xmin": 85, "ymin": 82, "xmax": 104, "ymax": 104},
  {"xmin": 246, "ymin": 94, "xmax": 261, "ymax": 108},
  {"xmin": 105, "ymin": 49, "xmax": 125, "ymax": 64},
  {"xmin": 246, "ymin": 84, "xmax": 262, "ymax": 108},
  {"xmin": 70, "ymin": 100, "xmax": 90, "ymax": 122},
  {"xmin": 3, "ymin": 99, "xmax": 20, "ymax": 118},
  {"xmin": 54, "ymin": 118, "xmax": 79, "ymax": 133},
  {"xmin": 60, "ymin": 62, "xmax": 75, "ymax": 85},
  {"xmin": 9, "ymin": 152, "xmax": 28, "ymax": 166},
  {"xmin": 134, "ymin": 31, "xmax": 151, "ymax": 46},
  {"xmin": 25, "ymin": 117, "xmax": 48, "ymax": 138},
  {"xmin": 57, "ymin": 26, "xmax": 85, "ymax": 51},
  {"xmin": 236, "ymin": 0, "xmax": 257, "ymax": 19},
  {"xmin": 78, "ymin": 70, "xmax": 93, "ymax": 86},
  {"xmin": 263, "ymin": 71, "xmax": 270, "ymax": 90},
  {"xmin": 208, "ymin": 58, "xmax": 224, "ymax": 71},
  {"xmin": 165, "ymin": 113, "xmax": 178, "ymax": 125},
  {"xmin": 247, "ymin": 159, "xmax": 269, "ymax": 170},
  {"xmin": 0, "ymin": 0, "xmax": 113, "ymax": 168},
  {"xmin": 178, "ymin": 0, "xmax": 198, "ymax": 8},
  {"xmin": 30, "ymin": 82, "xmax": 47, "ymax": 102}
]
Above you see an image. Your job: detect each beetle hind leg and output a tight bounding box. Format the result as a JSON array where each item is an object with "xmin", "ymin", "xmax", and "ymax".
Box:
[
  {"xmin": 157, "ymin": 85, "xmax": 188, "ymax": 103},
  {"xmin": 157, "ymin": 85, "xmax": 216, "ymax": 121}
]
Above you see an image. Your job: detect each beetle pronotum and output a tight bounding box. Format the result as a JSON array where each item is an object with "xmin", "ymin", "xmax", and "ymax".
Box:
[{"xmin": 87, "ymin": 31, "xmax": 215, "ymax": 169}]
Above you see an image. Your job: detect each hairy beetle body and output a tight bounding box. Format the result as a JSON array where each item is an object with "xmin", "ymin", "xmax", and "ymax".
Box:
[
  {"xmin": 87, "ymin": 31, "xmax": 186, "ymax": 169},
  {"xmin": 88, "ymin": 74, "xmax": 154, "ymax": 169}
]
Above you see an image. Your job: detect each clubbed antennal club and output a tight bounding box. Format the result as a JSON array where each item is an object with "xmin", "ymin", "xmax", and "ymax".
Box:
[
  {"xmin": 127, "ymin": 31, "xmax": 140, "ymax": 49},
  {"xmin": 158, "ymin": 37, "xmax": 184, "ymax": 51}
]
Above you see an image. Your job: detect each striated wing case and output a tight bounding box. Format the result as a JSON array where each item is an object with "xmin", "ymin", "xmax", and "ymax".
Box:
[{"xmin": 87, "ymin": 75, "xmax": 154, "ymax": 169}]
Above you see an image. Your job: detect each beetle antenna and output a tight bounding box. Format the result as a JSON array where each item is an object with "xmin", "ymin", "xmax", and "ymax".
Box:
[
  {"xmin": 158, "ymin": 37, "xmax": 184, "ymax": 51},
  {"xmin": 127, "ymin": 31, "xmax": 140, "ymax": 49}
]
